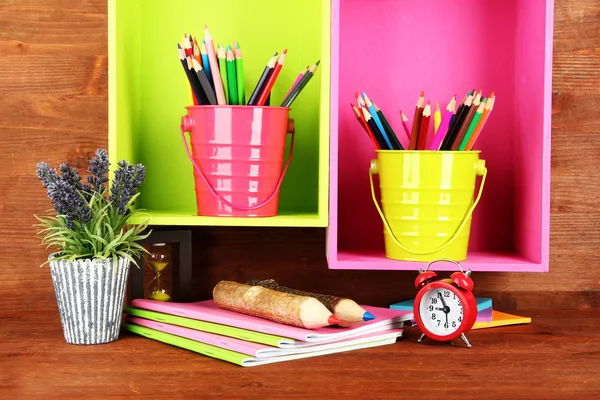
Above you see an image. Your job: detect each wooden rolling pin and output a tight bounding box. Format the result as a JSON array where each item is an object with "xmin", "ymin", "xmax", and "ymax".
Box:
[
  {"xmin": 212, "ymin": 281, "xmax": 339, "ymax": 329},
  {"xmin": 246, "ymin": 279, "xmax": 375, "ymax": 327}
]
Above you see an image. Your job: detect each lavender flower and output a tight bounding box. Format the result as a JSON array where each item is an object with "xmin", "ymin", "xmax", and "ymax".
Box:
[
  {"xmin": 109, "ymin": 160, "xmax": 146, "ymax": 215},
  {"xmin": 58, "ymin": 162, "xmax": 87, "ymax": 191},
  {"xmin": 36, "ymin": 162, "xmax": 58, "ymax": 188},
  {"xmin": 87, "ymin": 149, "xmax": 110, "ymax": 193}
]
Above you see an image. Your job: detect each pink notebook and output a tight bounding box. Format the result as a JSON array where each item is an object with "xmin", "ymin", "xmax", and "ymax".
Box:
[
  {"xmin": 128, "ymin": 316, "xmax": 403, "ymax": 358},
  {"xmin": 131, "ymin": 299, "xmax": 413, "ymax": 343}
]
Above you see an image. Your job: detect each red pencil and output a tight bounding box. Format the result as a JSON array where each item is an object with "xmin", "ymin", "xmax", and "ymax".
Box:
[
  {"xmin": 256, "ymin": 49, "xmax": 287, "ymax": 106},
  {"xmin": 409, "ymin": 91, "xmax": 425, "ymax": 150},
  {"xmin": 351, "ymin": 104, "xmax": 379, "ymax": 150},
  {"xmin": 399, "ymin": 111, "xmax": 411, "ymax": 140},
  {"xmin": 417, "ymin": 102, "xmax": 431, "ymax": 150}
]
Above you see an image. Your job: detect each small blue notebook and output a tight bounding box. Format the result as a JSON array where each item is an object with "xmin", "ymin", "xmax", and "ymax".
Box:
[{"xmin": 390, "ymin": 297, "xmax": 492, "ymax": 312}]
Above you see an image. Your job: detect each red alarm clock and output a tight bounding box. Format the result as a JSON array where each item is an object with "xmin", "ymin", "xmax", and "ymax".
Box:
[{"xmin": 413, "ymin": 259, "xmax": 478, "ymax": 348}]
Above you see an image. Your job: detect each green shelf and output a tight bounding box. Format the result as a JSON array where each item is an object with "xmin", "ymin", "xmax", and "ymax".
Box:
[{"xmin": 108, "ymin": 0, "xmax": 330, "ymax": 227}]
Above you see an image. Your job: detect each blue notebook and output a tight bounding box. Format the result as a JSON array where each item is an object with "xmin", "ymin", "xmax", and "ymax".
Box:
[{"xmin": 390, "ymin": 297, "xmax": 492, "ymax": 312}]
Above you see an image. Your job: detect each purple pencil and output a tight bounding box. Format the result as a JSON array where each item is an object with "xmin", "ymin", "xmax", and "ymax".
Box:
[
  {"xmin": 428, "ymin": 96, "xmax": 457, "ymax": 150},
  {"xmin": 284, "ymin": 66, "xmax": 308, "ymax": 99}
]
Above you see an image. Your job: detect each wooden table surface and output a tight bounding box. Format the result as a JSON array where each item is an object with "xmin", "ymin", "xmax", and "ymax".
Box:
[
  {"xmin": 2, "ymin": 0, "xmax": 600, "ymax": 398},
  {"xmin": 1, "ymin": 309, "xmax": 599, "ymax": 399}
]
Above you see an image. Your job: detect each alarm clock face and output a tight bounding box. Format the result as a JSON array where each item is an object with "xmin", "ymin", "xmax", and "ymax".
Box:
[{"xmin": 418, "ymin": 286, "xmax": 465, "ymax": 337}]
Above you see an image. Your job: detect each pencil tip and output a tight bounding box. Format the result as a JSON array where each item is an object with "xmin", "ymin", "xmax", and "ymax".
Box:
[
  {"xmin": 315, "ymin": 60, "xmax": 320, "ymax": 65},
  {"xmin": 420, "ymin": 91, "xmax": 424, "ymax": 97},
  {"xmin": 490, "ymin": 91, "xmax": 495, "ymax": 97},
  {"xmin": 236, "ymin": 42, "xmax": 240, "ymax": 49},
  {"xmin": 273, "ymin": 52, "xmax": 278, "ymax": 56},
  {"xmin": 204, "ymin": 24, "xmax": 208, "ymax": 29},
  {"xmin": 327, "ymin": 315, "xmax": 340, "ymax": 325},
  {"xmin": 363, "ymin": 311, "xmax": 376, "ymax": 321},
  {"xmin": 283, "ymin": 49, "xmax": 288, "ymax": 54},
  {"xmin": 177, "ymin": 43, "xmax": 182, "ymax": 49}
]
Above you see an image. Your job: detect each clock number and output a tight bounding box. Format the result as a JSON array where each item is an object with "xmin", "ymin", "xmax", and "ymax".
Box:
[
  {"xmin": 428, "ymin": 305, "xmax": 433, "ymax": 311},
  {"xmin": 453, "ymin": 293, "xmax": 456, "ymax": 300},
  {"xmin": 452, "ymin": 321, "xmax": 457, "ymax": 328},
  {"xmin": 431, "ymin": 313, "xmax": 436, "ymax": 320},
  {"xmin": 437, "ymin": 320, "xmax": 441, "ymax": 327},
  {"xmin": 431, "ymin": 298, "xmax": 438, "ymax": 304},
  {"xmin": 459, "ymin": 307, "xmax": 463, "ymax": 314},
  {"xmin": 443, "ymin": 291, "xmax": 450, "ymax": 298},
  {"xmin": 458, "ymin": 316, "xmax": 462, "ymax": 322},
  {"xmin": 444, "ymin": 322, "xmax": 449, "ymax": 329}
]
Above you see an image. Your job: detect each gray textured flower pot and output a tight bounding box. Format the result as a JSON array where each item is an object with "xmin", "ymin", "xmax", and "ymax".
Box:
[{"xmin": 49, "ymin": 256, "xmax": 130, "ymax": 345}]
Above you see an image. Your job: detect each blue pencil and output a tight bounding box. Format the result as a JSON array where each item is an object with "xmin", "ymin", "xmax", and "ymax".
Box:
[
  {"xmin": 363, "ymin": 92, "xmax": 393, "ymax": 149},
  {"xmin": 201, "ymin": 39, "xmax": 213, "ymax": 90}
]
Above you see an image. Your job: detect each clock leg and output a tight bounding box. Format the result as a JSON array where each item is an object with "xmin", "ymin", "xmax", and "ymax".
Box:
[
  {"xmin": 460, "ymin": 333, "xmax": 472, "ymax": 348},
  {"xmin": 418, "ymin": 333, "xmax": 426, "ymax": 343}
]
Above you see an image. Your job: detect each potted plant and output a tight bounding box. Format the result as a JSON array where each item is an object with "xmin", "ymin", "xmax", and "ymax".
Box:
[{"xmin": 35, "ymin": 149, "xmax": 150, "ymax": 345}]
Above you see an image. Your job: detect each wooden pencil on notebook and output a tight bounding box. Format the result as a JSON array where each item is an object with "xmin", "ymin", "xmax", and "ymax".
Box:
[
  {"xmin": 465, "ymin": 94, "xmax": 495, "ymax": 150},
  {"xmin": 204, "ymin": 25, "xmax": 226, "ymax": 105},
  {"xmin": 429, "ymin": 96, "xmax": 456, "ymax": 150},
  {"xmin": 234, "ymin": 42, "xmax": 245, "ymax": 104},
  {"xmin": 352, "ymin": 104, "xmax": 380, "ymax": 150},
  {"xmin": 248, "ymin": 52, "xmax": 278, "ymax": 105},
  {"xmin": 246, "ymin": 279, "xmax": 375, "ymax": 327},
  {"xmin": 280, "ymin": 60, "xmax": 319, "ymax": 107},
  {"xmin": 191, "ymin": 58, "xmax": 217, "ymax": 105},
  {"xmin": 226, "ymin": 46, "xmax": 238, "ymax": 105},
  {"xmin": 213, "ymin": 281, "xmax": 339, "ymax": 329},
  {"xmin": 451, "ymin": 90, "xmax": 481, "ymax": 150},
  {"xmin": 256, "ymin": 49, "xmax": 287, "ymax": 106},
  {"xmin": 409, "ymin": 91, "xmax": 425, "ymax": 150},
  {"xmin": 417, "ymin": 101, "xmax": 431, "ymax": 150}
]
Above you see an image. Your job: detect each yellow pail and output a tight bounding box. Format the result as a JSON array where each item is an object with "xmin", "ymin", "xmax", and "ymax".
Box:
[{"xmin": 369, "ymin": 151, "xmax": 487, "ymax": 262}]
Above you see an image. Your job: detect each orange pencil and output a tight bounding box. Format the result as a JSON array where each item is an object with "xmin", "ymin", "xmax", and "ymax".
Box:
[
  {"xmin": 409, "ymin": 91, "xmax": 425, "ymax": 150},
  {"xmin": 417, "ymin": 102, "xmax": 431, "ymax": 150},
  {"xmin": 465, "ymin": 94, "xmax": 495, "ymax": 150}
]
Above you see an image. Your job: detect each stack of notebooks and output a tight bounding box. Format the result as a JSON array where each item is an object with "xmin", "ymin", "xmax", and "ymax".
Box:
[
  {"xmin": 123, "ymin": 299, "xmax": 413, "ymax": 367},
  {"xmin": 390, "ymin": 297, "xmax": 531, "ymax": 329}
]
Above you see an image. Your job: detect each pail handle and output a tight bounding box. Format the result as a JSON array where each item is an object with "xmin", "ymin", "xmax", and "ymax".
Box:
[
  {"xmin": 369, "ymin": 159, "xmax": 487, "ymax": 255},
  {"xmin": 180, "ymin": 121, "xmax": 294, "ymax": 212}
]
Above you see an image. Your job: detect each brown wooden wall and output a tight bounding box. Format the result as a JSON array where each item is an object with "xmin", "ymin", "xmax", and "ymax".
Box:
[{"xmin": 1, "ymin": 0, "xmax": 599, "ymax": 314}]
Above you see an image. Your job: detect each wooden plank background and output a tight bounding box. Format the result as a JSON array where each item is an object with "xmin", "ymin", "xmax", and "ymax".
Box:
[{"xmin": 1, "ymin": 0, "xmax": 599, "ymax": 314}]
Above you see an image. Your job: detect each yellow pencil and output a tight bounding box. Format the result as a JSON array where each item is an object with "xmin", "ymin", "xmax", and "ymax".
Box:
[{"xmin": 434, "ymin": 101, "xmax": 442, "ymax": 133}]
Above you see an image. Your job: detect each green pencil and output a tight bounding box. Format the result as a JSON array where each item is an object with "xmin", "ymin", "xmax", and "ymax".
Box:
[
  {"xmin": 226, "ymin": 47, "xmax": 238, "ymax": 105},
  {"xmin": 235, "ymin": 42, "xmax": 245, "ymax": 105},
  {"xmin": 217, "ymin": 45, "xmax": 229, "ymax": 104},
  {"xmin": 458, "ymin": 99, "xmax": 486, "ymax": 150}
]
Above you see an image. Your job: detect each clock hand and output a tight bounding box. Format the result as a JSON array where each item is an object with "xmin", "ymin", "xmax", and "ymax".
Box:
[
  {"xmin": 435, "ymin": 307, "xmax": 444, "ymax": 311},
  {"xmin": 438, "ymin": 292, "xmax": 448, "ymax": 309}
]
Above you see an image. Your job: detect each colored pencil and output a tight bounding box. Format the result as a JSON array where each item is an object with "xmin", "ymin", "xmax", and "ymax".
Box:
[
  {"xmin": 248, "ymin": 52, "xmax": 278, "ymax": 105},
  {"xmin": 363, "ymin": 92, "xmax": 393, "ymax": 150},
  {"xmin": 256, "ymin": 49, "xmax": 287, "ymax": 106},
  {"xmin": 192, "ymin": 37, "xmax": 202, "ymax": 66},
  {"xmin": 399, "ymin": 111, "xmax": 411, "ymax": 140},
  {"xmin": 434, "ymin": 101, "xmax": 442, "ymax": 133},
  {"xmin": 362, "ymin": 107, "xmax": 387, "ymax": 149},
  {"xmin": 375, "ymin": 104, "xmax": 403, "ymax": 150},
  {"xmin": 428, "ymin": 96, "xmax": 456, "ymax": 150},
  {"xmin": 409, "ymin": 91, "xmax": 425, "ymax": 150},
  {"xmin": 178, "ymin": 45, "xmax": 206, "ymax": 105},
  {"xmin": 226, "ymin": 47, "xmax": 238, "ymax": 105},
  {"xmin": 285, "ymin": 66, "xmax": 308, "ymax": 99},
  {"xmin": 191, "ymin": 58, "xmax": 217, "ymax": 105},
  {"xmin": 200, "ymin": 40, "xmax": 213, "ymax": 91},
  {"xmin": 458, "ymin": 99, "xmax": 486, "ymax": 150},
  {"xmin": 234, "ymin": 42, "xmax": 245, "ymax": 104},
  {"xmin": 451, "ymin": 91, "xmax": 481, "ymax": 150},
  {"xmin": 204, "ymin": 25, "xmax": 226, "ymax": 105},
  {"xmin": 182, "ymin": 34, "xmax": 193, "ymax": 57},
  {"xmin": 441, "ymin": 92, "xmax": 472, "ymax": 150},
  {"xmin": 352, "ymin": 104, "xmax": 380, "ymax": 150},
  {"xmin": 417, "ymin": 102, "xmax": 431, "ymax": 150},
  {"xmin": 280, "ymin": 60, "xmax": 319, "ymax": 108},
  {"xmin": 217, "ymin": 45, "xmax": 229, "ymax": 104},
  {"xmin": 465, "ymin": 94, "xmax": 495, "ymax": 150}
]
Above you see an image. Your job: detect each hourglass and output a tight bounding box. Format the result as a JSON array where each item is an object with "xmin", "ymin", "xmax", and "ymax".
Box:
[{"xmin": 145, "ymin": 243, "xmax": 171, "ymax": 301}]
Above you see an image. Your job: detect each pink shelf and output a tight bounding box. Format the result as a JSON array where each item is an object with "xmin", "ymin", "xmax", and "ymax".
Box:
[{"xmin": 327, "ymin": 0, "xmax": 554, "ymax": 272}]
